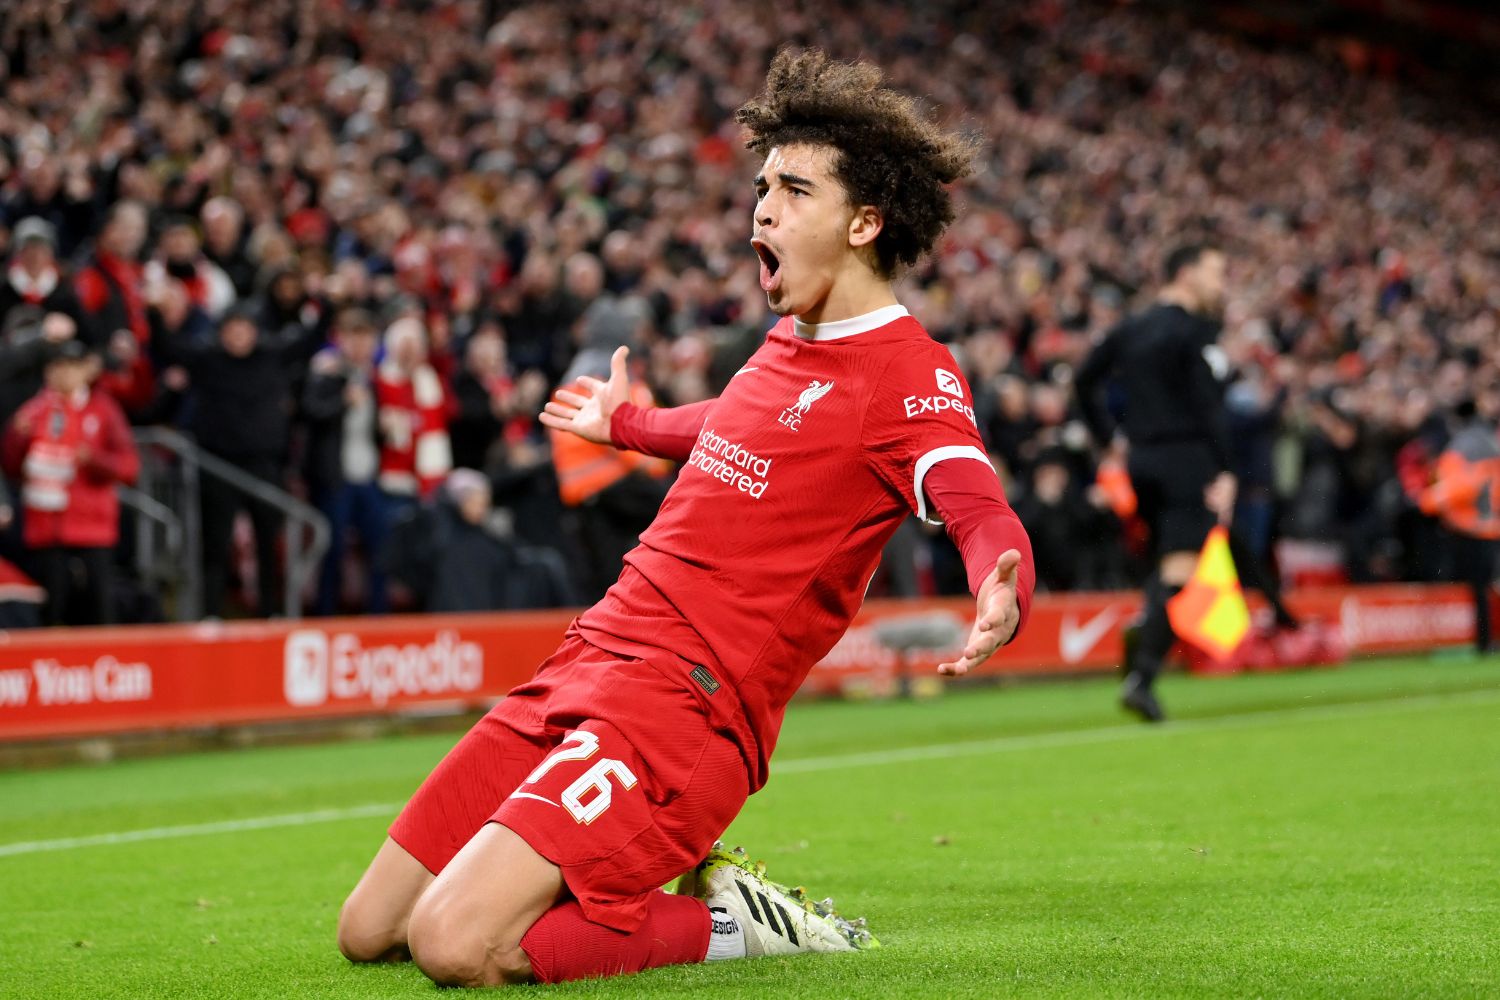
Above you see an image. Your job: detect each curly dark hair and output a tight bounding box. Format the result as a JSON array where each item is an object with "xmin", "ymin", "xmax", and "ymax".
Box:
[{"xmin": 736, "ymin": 48, "xmax": 978, "ymax": 278}]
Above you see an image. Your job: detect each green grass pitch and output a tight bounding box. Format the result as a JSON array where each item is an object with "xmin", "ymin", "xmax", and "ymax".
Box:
[{"xmin": 2, "ymin": 655, "xmax": 1497, "ymax": 998}]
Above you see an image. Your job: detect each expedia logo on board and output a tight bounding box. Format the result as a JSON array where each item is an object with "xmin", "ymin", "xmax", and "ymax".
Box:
[
  {"xmin": 284, "ymin": 631, "xmax": 331, "ymax": 706},
  {"xmin": 283, "ymin": 629, "xmax": 484, "ymax": 708}
]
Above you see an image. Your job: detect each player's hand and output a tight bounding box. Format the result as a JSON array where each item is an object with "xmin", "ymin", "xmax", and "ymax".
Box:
[
  {"xmin": 1205, "ymin": 472, "xmax": 1237, "ymax": 525},
  {"xmin": 539, "ymin": 345, "xmax": 629, "ymax": 445},
  {"xmin": 937, "ymin": 549, "xmax": 1023, "ymax": 676}
]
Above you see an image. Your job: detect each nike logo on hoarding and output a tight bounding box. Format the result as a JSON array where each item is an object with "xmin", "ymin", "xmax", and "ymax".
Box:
[{"xmin": 1059, "ymin": 607, "xmax": 1122, "ymax": 663}]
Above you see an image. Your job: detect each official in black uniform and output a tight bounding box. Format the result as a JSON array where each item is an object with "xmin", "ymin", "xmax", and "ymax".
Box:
[{"xmin": 1074, "ymin": 244, "xmax": 1235, "ymax": 721}]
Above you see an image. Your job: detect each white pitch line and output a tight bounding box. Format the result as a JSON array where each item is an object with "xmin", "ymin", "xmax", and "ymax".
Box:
[
  {"xmin": 2, "ymin": 686, "xmax": 1496, "ymax": 860},
  {"xmin": 0, "ymin": 802, "xmax": 401, "ymax": 858}
]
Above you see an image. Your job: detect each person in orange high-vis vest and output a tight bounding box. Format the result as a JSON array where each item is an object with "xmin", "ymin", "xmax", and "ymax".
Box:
[
  {"xmin": 1419, "ymin": 400, "xmax": 1500, "ymax": 652},
  {"xmin": 552, "ymin": 380, "xmax": 672, "ymax": 506},
  {"xmin": 549, "ymin": 379, "xmax": 672, "ymax": 601}
]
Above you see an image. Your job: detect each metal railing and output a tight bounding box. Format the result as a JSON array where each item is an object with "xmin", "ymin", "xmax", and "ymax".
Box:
[
  {"xmin": 130, "ymin": 427, "xmax": 329, "ymax": 620},
  {"xmin": 117, "ymin": 483, "xmax": 189, "ymax": 617}
]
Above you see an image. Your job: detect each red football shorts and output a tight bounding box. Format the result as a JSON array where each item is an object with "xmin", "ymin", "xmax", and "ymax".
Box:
[{"xmin": 389, "ymin": 630, "xmax": 750, "ymax": 932}]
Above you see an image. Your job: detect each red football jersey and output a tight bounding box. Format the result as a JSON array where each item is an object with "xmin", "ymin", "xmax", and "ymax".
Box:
[{"xmin": 577, "ymin": 307, "xmax": 993, "ymax": 786}]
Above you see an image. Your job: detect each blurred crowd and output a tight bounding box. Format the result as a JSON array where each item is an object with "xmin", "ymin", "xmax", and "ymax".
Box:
[{"xmin": 1, "ymin": 0, "xmax": 1496, "ymax": 624}]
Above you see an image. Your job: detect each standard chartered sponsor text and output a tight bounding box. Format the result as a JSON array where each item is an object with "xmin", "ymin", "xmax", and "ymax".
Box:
[{"xmin": 688, "ymin": 427, "xmax": 772, "ymax": 498}]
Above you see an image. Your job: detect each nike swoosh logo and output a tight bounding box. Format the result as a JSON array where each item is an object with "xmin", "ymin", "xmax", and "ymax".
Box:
[
  {"xmin": 1059, "ymin": 607, "xmax": 1122, "ymax": 663},
  {"xmin": 507, "ymin": 791, "xmax": 560, "ymax": 808},
  {"xmin": 733, "ymin": 366, "xmax": 759, "ymax": 378}
]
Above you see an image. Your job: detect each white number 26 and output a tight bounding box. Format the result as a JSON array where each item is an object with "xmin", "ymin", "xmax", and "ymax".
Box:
[{"xmin": 524, "ymin": 730, "xmax": 639, "ymax": 825}]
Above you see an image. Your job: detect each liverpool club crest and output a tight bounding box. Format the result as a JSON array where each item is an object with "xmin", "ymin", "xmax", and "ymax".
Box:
[{"xmin": 779, "ymin": 379, "xmax": 834, "ymax": 432}]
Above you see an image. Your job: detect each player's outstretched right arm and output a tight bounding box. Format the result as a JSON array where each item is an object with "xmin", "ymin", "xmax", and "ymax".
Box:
[
  {"xmin": 539, "ymin": 345, "xmax": 716, "ymax": 462},
  {"xmin": 540, "ymin": 345, "xmax": 631, "ymax": 445}
]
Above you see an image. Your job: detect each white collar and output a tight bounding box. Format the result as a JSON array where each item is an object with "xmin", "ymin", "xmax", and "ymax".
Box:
[{"xmin": 793, "ymin": 304, "xmax": 909, "ymax": 341}]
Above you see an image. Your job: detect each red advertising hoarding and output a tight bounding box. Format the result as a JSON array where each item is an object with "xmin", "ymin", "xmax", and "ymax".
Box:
[{"xmin": 0, "ymin": 584, "xmax": 1484, "ymax": 741}]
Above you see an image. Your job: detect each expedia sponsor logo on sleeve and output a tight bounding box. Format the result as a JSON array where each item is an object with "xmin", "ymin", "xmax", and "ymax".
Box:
[{"xmin": 904, "ymin": 369, "xmax": 976, "ymax": 426}]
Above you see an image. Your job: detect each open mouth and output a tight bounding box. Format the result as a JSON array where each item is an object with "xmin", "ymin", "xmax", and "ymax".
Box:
[{"xmin": 752, "ymin": 238, "xmax": 782, "ymax": 293}]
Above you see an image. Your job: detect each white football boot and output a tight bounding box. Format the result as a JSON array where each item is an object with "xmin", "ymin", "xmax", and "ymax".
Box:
[{"xmin": 683, "ymin": 842, "xmax": 879, "ymax": 956}]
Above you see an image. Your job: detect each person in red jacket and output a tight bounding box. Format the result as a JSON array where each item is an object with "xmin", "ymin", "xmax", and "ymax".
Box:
[
  {"xmin": 2, "ymin": 340, "xmax": 139, "ymax": 625},
  {"xmin": 73, "ymin": 201, "xmax": 157, "ymax": 417}
]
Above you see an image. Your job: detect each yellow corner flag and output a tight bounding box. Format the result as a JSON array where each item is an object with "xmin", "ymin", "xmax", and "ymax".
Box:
[{"xmin": 1167, "ymin": 526, "xmax": 1251, "ymax": 661}]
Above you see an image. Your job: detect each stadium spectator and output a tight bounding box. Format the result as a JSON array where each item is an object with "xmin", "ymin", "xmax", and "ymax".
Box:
[
  {"xmin": 200, "ymin": 198, "xmax": 258, "ymax": 301},
  {"xmin": 1221, "ymin": 331, "xmax": 1290, "ymax": 564},
  {"xmin": 1, "ymin": 149, "xmax": 97, "ymax": 259},
  {"xmin": 2, "ymin": 341, "xmax": 139, "ymax": 626},
  {"xmin": 147, "ymin": 218, "xmax": 236, "ymax": 321},
  {"xmin": 0, "ymin": 307, "xmax": 79, "ymax": 431},
  {"xmin": 257, "ymin": 264, "xmax": 332, "ymax": 352},
  {"xmin": 1, "ymin": 219, "xmax": 79, "ymax": 334},
  {"xmin": 484, "ymin": 422, "xmax": 572, "ymax": 572},
  {"xmin": 492, "ymin": 252, "xmax": 579, "ymax": 387},
  {"xmin": 448, "ymin": 326, "xmax": 547, "ymax": 473},
  {"xmin": 385, "ymin": 468, "xmax": 573, "ymax": 613},
  {"xmin": 155, "ymin": 306, "xmax": 324, "ymax": 617},
  {"xmin": 1013, "ymin": 449, "xmax": 1122, "ymax": 592},
  {"xmin": 73, "ymin": 201, "xmax": 156, "ymax": 417},
  {"xmin": 374, "ymin": 318, "xmax": 452, "ymax": 509},
  {"xmin": 302, "ymin": 307, "xmax": 389, "ymax": 615}
]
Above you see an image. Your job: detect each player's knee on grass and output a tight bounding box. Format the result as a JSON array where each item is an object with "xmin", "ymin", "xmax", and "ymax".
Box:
[
  {"xmin": 406, "ymin": 823, "xmax": 562, "ymax": 985},
  {"xmin": 336, "ymin": 838, "xmax": 434, "ymax": 963},
  {"xmin": 407, "ymin": 899, "xmax": 534, "ymax": 987},
  {"xmin": 336, "ymin": 895, "xmax": 409, "ymax": 964}
]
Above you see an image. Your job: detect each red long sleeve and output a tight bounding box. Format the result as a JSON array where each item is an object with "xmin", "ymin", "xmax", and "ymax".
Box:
[
  {"xmin": 609, "ymin": 399, "xmax": 715, "ymax": 462},
  {"xmin": 924, "ymin": 458, "xmax": 1035, "ymax": 637}
]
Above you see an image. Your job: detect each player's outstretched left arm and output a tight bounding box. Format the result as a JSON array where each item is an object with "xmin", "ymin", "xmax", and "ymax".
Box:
[
  {"xmin": 937, "ymin": 549, "xmax": 1022, "ymax": 676},
  {"xmin": 920, "ymin": 458, "xmax": 1034, "ymax": 675}
]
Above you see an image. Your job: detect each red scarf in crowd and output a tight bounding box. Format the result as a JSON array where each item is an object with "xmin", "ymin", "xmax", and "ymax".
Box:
[
  {"xmin": 375, "ymin": 360, "xmax": 453, "ymax": 497},
  {"xmin": 77, "ymin": 251, "xmax": 149, "ymax": 342},
  {"xmin": 75, "ymin": 252, "xmax": 156, "ymax": 413}
]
